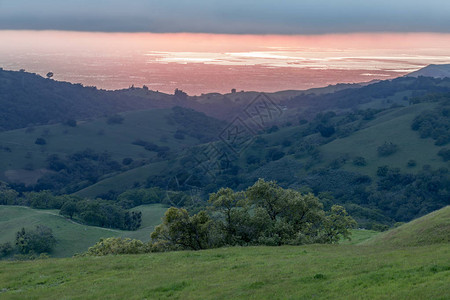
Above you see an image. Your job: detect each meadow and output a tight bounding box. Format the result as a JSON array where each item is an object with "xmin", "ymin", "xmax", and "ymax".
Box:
[
  {"xmin": 0, "ymin": 204, "xmax": 167, "ymax": 257},
  {"xmin": 0, "ymin": 206, "xmax": 448, "ymax": 299},
  {"xmin": 0, "ymin": 243, "xmax": 448, "ymax": 299}
]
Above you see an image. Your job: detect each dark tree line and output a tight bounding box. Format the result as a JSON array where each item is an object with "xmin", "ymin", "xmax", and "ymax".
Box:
[
  {"xmin": 0, "ymin": 185, "xmax": 142, "ymax": 231},
  {"xmin": 60, "ymin": 199, "xmax": 141, "ymax": 230}
]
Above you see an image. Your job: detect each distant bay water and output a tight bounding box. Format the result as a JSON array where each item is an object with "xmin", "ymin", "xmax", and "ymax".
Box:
[{"xmin": 0, "ymin": 31, "xmax": 449, "ymax": 95}]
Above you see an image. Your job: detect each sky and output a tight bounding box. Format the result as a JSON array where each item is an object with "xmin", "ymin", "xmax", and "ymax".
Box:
[
  {"xmin": 0, "ymin": 1, "xmax": 449, "ymax": 94},
  {"xmin": 1, "ymin": 0, "xmax": 450, "ymax": 34}
]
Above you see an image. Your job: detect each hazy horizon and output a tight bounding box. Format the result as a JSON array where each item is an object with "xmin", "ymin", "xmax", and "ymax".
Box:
[{"xmin": 1, "ymin": 31, "xmax": 449, "ymax": 95}]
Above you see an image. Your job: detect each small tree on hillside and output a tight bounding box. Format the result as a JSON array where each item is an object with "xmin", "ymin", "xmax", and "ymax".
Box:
[
  {"xmin": 15, "ymin": 225, "xmax": 56, "ymax": 254},
  {"xmin": 35, "ymin": 138, "xmax": 47, "ymax": 145},
  {"xmin": 60, "ymin": 201, "xmax": 78, "ymax": 219},
  {"xmin": 174, "ymin": 88, "xmax": 188, "ymax": 100},
  {"xmin": 151, "ymin": 208, "xmax": 213, "ymax": 251},
  {"xmin": 377, "ymin": 142, "xmax": 398, "ymax": 157}
]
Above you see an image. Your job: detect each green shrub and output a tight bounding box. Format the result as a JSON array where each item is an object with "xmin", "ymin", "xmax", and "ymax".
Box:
[
  {"xmin": 438, "ymin": 148, "xmax": 450, "ymax": 161},
  {"xmin": 85, "ymin": 238, "xmax": 149, "ymax": 256},
  {"xmin": 34, "ymin": 138, "xmax": 47, "ymax": 145},
  {"xmin": 377, "ymin": 165, "xmax": 389, "ymax": 177},
  {"xmin": 377, "ymin": 142, "xmax": 398, "ymax": 157},
  {"xmin": 0, "ymin": 242, "xmax": 13, "ymax": 257},
  {"xmin": 353, "ymin": 156, "xmax": 367, "ymax": 166},
  {"xmin": 122, "ymin": 157, "xmax": 133, "ymax": 165},
  {"xmin": 407, "ymin": 160, "xmax": 417, "ymax": 167},
  {"xmin": 411, "ymin": 108, "xmax": 450, "ymax": 145},
  {"xmin": 371, "ymin": 223, "xmax": 390, "ymax": 232},
  {"xmin": 15, "ymin": 225, "xmax": 56, "ymax": 254}
]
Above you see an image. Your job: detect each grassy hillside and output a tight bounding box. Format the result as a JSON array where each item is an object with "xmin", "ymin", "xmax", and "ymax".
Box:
[
  {"xmin": 122, "ymin": 204, "xmax": 168, "ymax": 242},
  {"xmin": 362, "ymin": 206, "xmax": 450, "ymax": 247},
  {"xmin": 319, "ymin": 102, "xmax": 445, "ymax": 176},
  {"xmin": 0, "ymin": 204, "xmax": 167, "ymax": 257},
  {"xmin": 0, "ymin": 206, "xmax": 118, "ymax": 257},
  {"xmin": 1, "ymin": 75, "xmax": 449, "ymax": 231},
  {"xmin": 79, "ymin": 101, "xmax": 439, "ymax": 197},
  {"xmin": 70, "ymin": 99, "xmax": 449, "ymax": 224},
  {"xmin": 74, "ymin": 161, "xmax": 170, "ymax": 198},
  {"xmin": 0, "ymin": 196, "xmax": 448, "ymax": 299},
  {"xmin": 0, "ymin": 107, "xmax": 223, "ymax": 186},
  {"xmin": 0, "ymin": 244, "xmax": 448, "ymax": 299}
]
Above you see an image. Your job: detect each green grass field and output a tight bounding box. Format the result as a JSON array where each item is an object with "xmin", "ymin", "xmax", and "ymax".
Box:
[
  {"xmin": 0, "ymin": 204, "xmax": 167, "ymax": 257},
  {"xmin": 0, "ymin": 244, "xmax": 448, "ymax": 299},
  {"xmin": 0, "ymin": 206, "xmax": 448, "ymax": 299},
  {"xmin": 122, "ymin": 204, "xmax": 168, "ymax": 242}
]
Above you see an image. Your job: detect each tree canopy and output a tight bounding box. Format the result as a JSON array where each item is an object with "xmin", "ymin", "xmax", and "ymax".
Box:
[{"xmin": 150, "ymin": 179, "xmax": 356, "ymax": 251}]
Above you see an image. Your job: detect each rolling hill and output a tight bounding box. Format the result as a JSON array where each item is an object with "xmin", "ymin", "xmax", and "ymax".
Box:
[
  {"xmin": 0, "ymin": 204, "xmax": 167, "ymax": 258},
  {"xmin": 0, "ymin": 68, "xmax": 176, "ymax": 131},
  {"xmin": 72, "ymin": 94, "xmax": 449, "ymax": 226},
  {"xmin": 0, "ymin": 106, "xmax": 225, "ymax": 186},
  {"xmin": 407, "ymin": 64, "xmax": 450, "ymax": 79},
  {"xmin": 0, "ymin": 207, "xmax": 448, "ymax": 299},
  {"xmin": 0, "ymin": 67, "xmax": 449, "ymax": 299},
  {"xmin": 5, "ymin": 67, "xmax": 449, "ymax": 132},
  {"xmin": 1, "ymin": 70, "xmax": 449, "ymax": 233},
  {"xmin": 0, "ymin": 68, "xmax": 359, "ymax": 131},
  {"xmin": 318, "ymin": 102, "xmax": 445, "ymax": 176},
  {"xmin": 362, "ymin": 206, "xmax": 450, "ymax": 247}
]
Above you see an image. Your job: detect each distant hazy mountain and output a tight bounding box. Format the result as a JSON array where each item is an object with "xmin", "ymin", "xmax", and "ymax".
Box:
[{"xmin": 407, "ymin": 64, "xmax": 450, "ymax": 78}]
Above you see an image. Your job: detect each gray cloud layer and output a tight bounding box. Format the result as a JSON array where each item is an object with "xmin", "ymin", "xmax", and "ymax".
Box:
[{"xmin": 1, "ymin": 0, "xmax": 450, "ymax": 34}]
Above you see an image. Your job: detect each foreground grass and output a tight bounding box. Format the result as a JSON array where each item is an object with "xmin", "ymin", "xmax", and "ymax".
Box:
[{"xmin": 0, "ymin": 244, "xmax": 448, "ymax": 299}]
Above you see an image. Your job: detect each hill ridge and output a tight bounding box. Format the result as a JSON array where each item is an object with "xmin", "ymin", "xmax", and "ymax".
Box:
[
  {"xmin": 362, "ymin": 206, "xmax": 450, "ymax": 247},
  {"xmin": 406, "ymin": 64, "xmax": 450, "ymax": 78}
]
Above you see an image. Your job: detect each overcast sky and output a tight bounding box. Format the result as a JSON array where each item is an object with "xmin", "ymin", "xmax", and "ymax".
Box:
[{"xmin": 1, "ymin": 0, "xmax": 450, "ymax": 34}]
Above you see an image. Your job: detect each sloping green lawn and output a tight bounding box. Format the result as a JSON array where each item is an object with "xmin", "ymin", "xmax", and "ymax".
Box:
[
  {"xmin": 0, "ymin": 244, "xmax": 448, "ymax": 299},
  {"xmin": 0, "ymin": 204, "xmax": 167, "ymax": 257}
]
